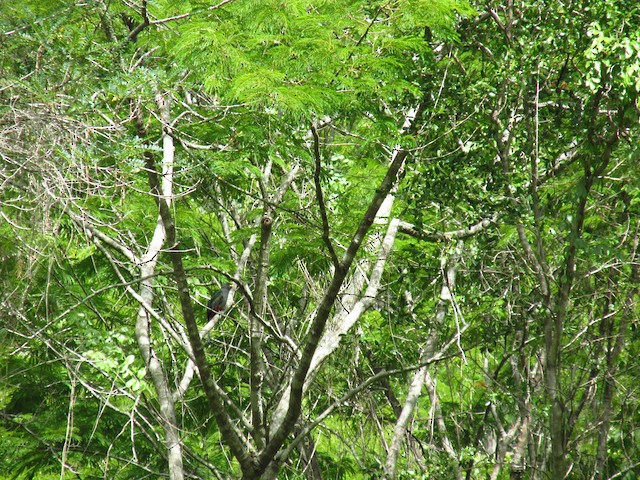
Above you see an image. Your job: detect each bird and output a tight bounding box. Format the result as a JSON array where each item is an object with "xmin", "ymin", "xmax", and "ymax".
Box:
[{"xmin": 207, "ymin": 284, "xmax": 231, "ymax": 321}]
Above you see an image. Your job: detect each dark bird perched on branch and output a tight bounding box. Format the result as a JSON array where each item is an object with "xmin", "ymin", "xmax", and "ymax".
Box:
[{"xmin": 207, "ymin": 284, "xmax": 231, "ymax": 321}]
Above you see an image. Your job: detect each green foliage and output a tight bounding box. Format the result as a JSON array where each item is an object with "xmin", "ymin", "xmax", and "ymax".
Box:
[
  {"xmin": 2, "ymin": 0, "xmax": 639, "ymax": 478},
  {"xmin": 174, "ymin": 0, "xmax": 470, "ymax": 119}
]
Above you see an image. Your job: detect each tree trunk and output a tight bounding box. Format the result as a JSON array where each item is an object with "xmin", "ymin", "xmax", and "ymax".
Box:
[{"xmin": 135, "ymin": 95, "xmax": 185, "ymax": 480}]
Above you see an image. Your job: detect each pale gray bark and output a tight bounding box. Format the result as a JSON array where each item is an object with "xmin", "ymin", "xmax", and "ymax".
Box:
[
  {"xmin": 134, "ymin": 94, "xmax": 184, "ymax": 480},
  {"xmin": 384, "ymin": 248, "xmax": 461, "ymax": 479}
]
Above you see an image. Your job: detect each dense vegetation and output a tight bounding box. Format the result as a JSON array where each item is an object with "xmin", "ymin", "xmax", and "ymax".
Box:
[{"xmin": 1, "ymin": 1, "xmax": 638, "ymax": 479}]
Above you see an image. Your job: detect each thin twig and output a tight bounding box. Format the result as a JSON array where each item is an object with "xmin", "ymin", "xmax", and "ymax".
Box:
[{"xmin": 311, "ymin": 124, "xmax": 340, "ymax": 268}]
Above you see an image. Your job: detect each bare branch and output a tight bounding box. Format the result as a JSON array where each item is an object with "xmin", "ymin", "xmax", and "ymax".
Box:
[
  {"xmin": 311, "ymin": 124, "xmax": 340, "ymax": 268},
  {"xmin": 398, "ymin": 213, "xmax": 498, "ymax": 242}
]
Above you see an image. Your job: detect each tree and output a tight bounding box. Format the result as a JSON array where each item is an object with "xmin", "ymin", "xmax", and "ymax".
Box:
[
  {"xmin": 395, "ymin": 1, "xmax": 640, "ymax": 478},
  {"xmin": 1, "ymin": 0, "xmax": 472, "ymax": 478},
  {"xmin": 1, "ymin": 0, "xmax": 638, "ymax": 479}
]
